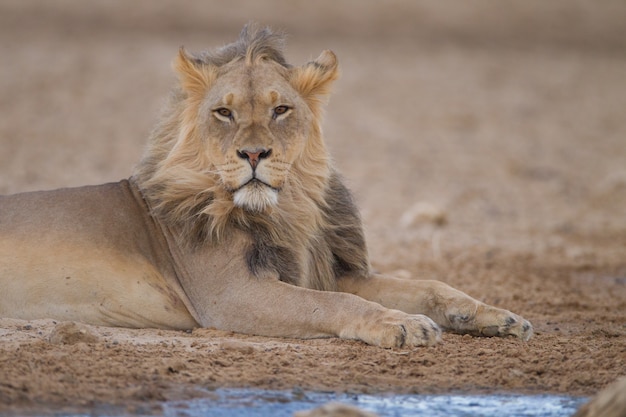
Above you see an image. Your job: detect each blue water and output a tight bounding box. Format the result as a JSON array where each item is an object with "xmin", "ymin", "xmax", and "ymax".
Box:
[
  {"xmin": 24, "ymin": 389, "xmax": 588, "ymax": 417},
  {"xmin": 159, "ymin": 389, "xmax": 587, "ymax": 417}
]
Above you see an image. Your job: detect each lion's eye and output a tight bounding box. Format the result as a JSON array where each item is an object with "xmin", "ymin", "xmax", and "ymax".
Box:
[
  {"xmin": 214, "ymin": 108, "xmax": 233, "ymax": 120},
  {"xmin": 273, "ymin": 105, "xmax": 290, "ymax": 119}
]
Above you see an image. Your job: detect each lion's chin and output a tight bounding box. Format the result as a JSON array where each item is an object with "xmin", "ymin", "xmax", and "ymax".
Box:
[{"xmin": 232, "ymin": 181, "xmax": 278, "ymax": 212}]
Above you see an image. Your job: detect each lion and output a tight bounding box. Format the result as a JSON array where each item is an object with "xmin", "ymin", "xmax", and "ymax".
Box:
[{"xmin": 0, "ymin": 25, "xmax": 532, "ymax": 348}]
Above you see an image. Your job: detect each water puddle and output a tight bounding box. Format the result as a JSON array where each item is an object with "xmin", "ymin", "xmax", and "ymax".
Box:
[{"xmin": 44, "ymin": 389, "xmax": 586, "ymax": 417}]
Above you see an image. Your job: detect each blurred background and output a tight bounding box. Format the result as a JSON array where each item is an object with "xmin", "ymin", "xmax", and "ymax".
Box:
[{"xmin": 0, "ymin": 0, "xmax": 625, "ymax": 269}]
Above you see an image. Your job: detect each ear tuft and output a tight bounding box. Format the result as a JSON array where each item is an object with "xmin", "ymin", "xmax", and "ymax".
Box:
[
  {"xmin": 314, "ymin": 50, "xmax": 338, "ymax": 70},
  {"xmin": 174, "ymin": 47, "xmax": 216, "ymax": 95},
  {"xmin": 290, "ymin": 50, "xmax": 339, "ymax": 111}
]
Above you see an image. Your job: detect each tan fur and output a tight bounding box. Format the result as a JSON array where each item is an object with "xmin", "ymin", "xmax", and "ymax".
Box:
[{"xmin": 0, "ymin": 24, "xmax": 532, "ymax": 347}]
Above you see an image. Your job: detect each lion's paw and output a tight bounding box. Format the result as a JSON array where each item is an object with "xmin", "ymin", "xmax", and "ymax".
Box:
[
  {"xmin": 355, "ymin": 311, "xmax": 442, "ymax": 348},
  {"xmin": 447, "ymin": 304, "xmax": 533, "ymax": 341}
]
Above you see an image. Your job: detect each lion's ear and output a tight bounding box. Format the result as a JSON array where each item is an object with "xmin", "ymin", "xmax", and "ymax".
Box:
[
  {"xmin": 290, "ymin": 50, "xmax": 339, "ymax": 109},
  {"xmin": 174, "ymin": 47, "xmax": 217, "ymax": 95}
]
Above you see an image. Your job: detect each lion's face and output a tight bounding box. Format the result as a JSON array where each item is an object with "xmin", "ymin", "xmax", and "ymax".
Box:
[
  {"xmin": 172, "ymin": 48, "xmax": 339, "ymax": 213},
  {"xmin": 200, "ymin": 62, "xmax": 312, "ymax": 212}
]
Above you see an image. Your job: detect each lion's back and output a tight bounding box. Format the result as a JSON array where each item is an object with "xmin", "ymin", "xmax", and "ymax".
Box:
[{"xmin": 1, "ymin": 181, "xmax": 143, "ymax": 244}]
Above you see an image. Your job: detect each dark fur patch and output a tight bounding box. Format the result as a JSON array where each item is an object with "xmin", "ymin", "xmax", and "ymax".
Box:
[
  {"xmin": 243, "ymin": 222, "xmax": 301, "ymax": 285},
  {"xmin": 320, "ymin": 171, "xmax": 370, "ymax": 278}
]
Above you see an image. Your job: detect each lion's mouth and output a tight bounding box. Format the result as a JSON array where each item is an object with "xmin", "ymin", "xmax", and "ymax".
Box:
[
  {"xmin": 236, "ymin": 178, "xmax": 279, "ymax": 193},
  {"xmin": 232, "ymin": 179, "xmax": 280, "ymax": 212}
]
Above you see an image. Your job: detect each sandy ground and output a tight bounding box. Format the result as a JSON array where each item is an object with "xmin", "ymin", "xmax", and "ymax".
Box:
[{"xmin": 1, "ymin": 1, "xmax": 625, "ymax": 414}]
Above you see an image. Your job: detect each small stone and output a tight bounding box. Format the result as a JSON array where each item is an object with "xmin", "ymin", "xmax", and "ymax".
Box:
[{"xmin": 48, "ymin": 322, "xmax": 100, "ymax": 345}]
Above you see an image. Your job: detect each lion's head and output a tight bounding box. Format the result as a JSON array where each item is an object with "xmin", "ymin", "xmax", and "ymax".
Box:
[{"xmin": 133, "ymin": 25, "xmax": 340, "ymax": 243}]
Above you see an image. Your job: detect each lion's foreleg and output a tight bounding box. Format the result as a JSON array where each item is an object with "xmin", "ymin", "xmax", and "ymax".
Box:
[
  {"xmin": 195, "ymin": 278, "xmax": 441, "ymax": 348},
  {"xmin": 337, "ymin": 274, "xmax": 533, "ymax": 341}
]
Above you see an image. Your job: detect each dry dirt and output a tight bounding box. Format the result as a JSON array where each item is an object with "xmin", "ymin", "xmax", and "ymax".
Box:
[{"xmin": 1, "ymin": 1, "xmax": 625, "ymax": 414}]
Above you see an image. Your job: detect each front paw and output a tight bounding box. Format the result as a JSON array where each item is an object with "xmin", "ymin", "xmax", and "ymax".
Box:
[
  {"xmin": 447, "ymin": 304, "xmax": 533, "ymax": 341},
  {"xmin": 346, "ymin": 310, "xmax": 442, "ymax": 348}
]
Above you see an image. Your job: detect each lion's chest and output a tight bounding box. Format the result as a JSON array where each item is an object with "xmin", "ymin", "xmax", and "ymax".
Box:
[{"xmin": 244, "ymin": 229, "xmax": 336, "ymax": 291}]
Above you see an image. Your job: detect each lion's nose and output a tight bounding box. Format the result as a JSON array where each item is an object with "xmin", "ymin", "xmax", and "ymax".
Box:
[{"xmin": 237, "ymin": 148, "xmax": 272, "ymax": 170}]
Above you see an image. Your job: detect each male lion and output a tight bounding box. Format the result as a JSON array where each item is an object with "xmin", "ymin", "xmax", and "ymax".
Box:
[{"xmin": 0, "ymin": 25, "xmax": 532, "ymax": 348}]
